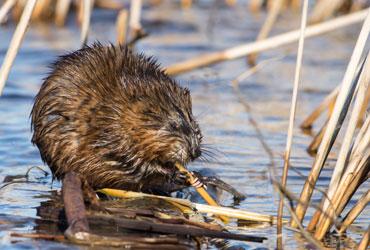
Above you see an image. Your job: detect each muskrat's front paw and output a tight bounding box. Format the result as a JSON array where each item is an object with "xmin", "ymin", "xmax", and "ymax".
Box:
[
  {"xmin": 190, "ymin": 171, "xmax": 207, "ymax": 189},
  {"xmin": 172, "ymin": 170, "xmax": 188, "ymax": 186}
]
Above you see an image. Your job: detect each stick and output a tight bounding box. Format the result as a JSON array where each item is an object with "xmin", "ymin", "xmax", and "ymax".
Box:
[
  {"xmin": 277, "ymin": 1, "xmax": 308, "ymax": 248},
  {"xmin": 0, "ymin": 0, "xmax": 36, "ymax": 96},
  {"xmin": 175, "ymin": 163, "xmax": 229, "ymax": 223},
  {"xmin": 165, "ymin": 9, "xmax": 369, "ymax": 76},
  {"xmin": 291, "ymin": 9, "xmax": 370, "ymax": 229},
  {"xmin": 11, "ymin": 233, "xmax": 66, "ymax": 242},
  {"xmin": 0, "ymin": 0, "xmax": 16, "ymax": 24},
  {"xmin": 92, "ymin": 213, "xmax": 267, "ymax": 243},
  {"xmin": 339, "ymin": 190, "xmax": 369, "ymax": 234},
  {"xmin": 62, "ymin": 172, "xmax": 89, "ymax": 235},
  {"xmin": 55, "ymin": 0, "xmax": 72, "ymax": 27},
  {"xmin": 247, "ymin": 0, "xmax": 284, "ymax": 66}
]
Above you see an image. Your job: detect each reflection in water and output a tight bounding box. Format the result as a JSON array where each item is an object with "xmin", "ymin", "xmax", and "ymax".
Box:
[{"xmin": 0, "ymin": 2, "xmax": 368, "ymax": 249}]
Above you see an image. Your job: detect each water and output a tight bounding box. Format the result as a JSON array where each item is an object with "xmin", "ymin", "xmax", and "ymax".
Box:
[{"xmin": 0, "ymin": 1, "xmax": 369, "ymax": 249}]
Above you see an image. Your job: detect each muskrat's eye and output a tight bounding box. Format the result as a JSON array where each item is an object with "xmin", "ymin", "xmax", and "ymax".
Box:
[{"xmin": 169, "ymin": 122, "xmax": 180, "ymax": 131}]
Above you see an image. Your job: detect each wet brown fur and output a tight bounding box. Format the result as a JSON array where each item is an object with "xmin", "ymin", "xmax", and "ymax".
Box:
[{"xmin": 31, "ymin": 43, "xmax": 202, "ymax": 192}]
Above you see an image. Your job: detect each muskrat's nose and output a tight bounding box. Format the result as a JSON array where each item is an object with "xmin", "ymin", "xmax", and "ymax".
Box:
[{"xmin": 191, "ymin": 147, "xmax": 201, "ymax": 160}]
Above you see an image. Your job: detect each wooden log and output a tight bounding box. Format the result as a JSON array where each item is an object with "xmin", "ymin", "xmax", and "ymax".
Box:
[
  {"xmin": 62, "ymin": 172, "xmax": 89, "ymax": 234},
  {"xmin": 91, "ymin": 213, "xmax": 267, "ymax": 243}
]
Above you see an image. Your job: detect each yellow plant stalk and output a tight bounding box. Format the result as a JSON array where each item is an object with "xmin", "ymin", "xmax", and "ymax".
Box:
[{"xmin": 175, "ymin": 163, "xmax": 229, "ymax": 223}]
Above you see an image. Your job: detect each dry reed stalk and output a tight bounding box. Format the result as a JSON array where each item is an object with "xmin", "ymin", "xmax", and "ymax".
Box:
[
  {"xmin": 165, "ymin": 9, "xmax": 369, "ymax": 76},
  {"xmin": 319, "ymin": 152, "xmax": 369, "ymax": 238},
  {"xmin": 181, "ymin": 0, "xmax": 192, "ymax": 9},
  {"xmin": 289, "ymin": 0, "xmax": 300, "ymax": 10},
  {"xmin": 225, "ymin": 0, "xmax": 237, "ymax": 7},
  {"xmin": 291, "ymin": 9, "xmax": 370, "ymax": 229},
  {"xmin": 247, "ymin": 0, "xmax": 284, "ymax": 66},
  {"xmin": 80, "ymin": 0, "xmax": 93, "ymax": 46},
  {"xmin": 95, "ymin": 0, "xmax": 123, "ymax": 10},
  {"xmin": 98, "ymin": 188, "xmax": 280, "ymax": 223},
  {"xmin": 31, "ymin": 0, "xmax": 50, "ymax": 21},
  {"xmin": 300, "ymin": 86, "xmax": 340, "ymax": 129},
  {"xmin": 314, "ymin": 124, "xmax": 370, "ymax": 239},
  {"xmin": 0, "ymin": 0, "xmax": 36, "ymax": 96},
  {"xmin": 175, "ymin": 163, "xmax": 229, "ymax": 223},
  {"xmin": 0, "ymin": 0, "xmax": 17, "ymax": 24},
  {"xmin": 315, "ymin": 52, "xmax": 370, "ymax": 236},
  {"xmin": 277, "ymin": 1, "xmax": 308, "ymax": 248},
  {"xmin": 307, "ymin": 119, "xmax": 328, "ymax": 155},
  {"xmin": 231, "ymin": 58, "xmax": 329, "ymax": 248},
  {"xmin": 129, "ymin": 0, "xmax": 142, "ymax": 40},
  {"xmin": 116, "ymin": 9, "xmax": 128, "ymax": 45},
  {"xmin": 55, "ymin": 0, "xmax": 72, "ymax": 26},
  {"xmin": 357, "ymin": 225, "xmax": 370, "ymax": 250},
  {"xmin": 310, "ymin": 0, "xmax": 346, "ymax": 23},
  {"xmin": 249, "ymin": 0, "xmax": 265, "ymax": 13},
  {"xmin": 357, "ymin": 87, "xmax": 370, "ymax": 127},
  {"xmin": 339, "ymin": 190, "xmax": 369, "ymax": 234}
]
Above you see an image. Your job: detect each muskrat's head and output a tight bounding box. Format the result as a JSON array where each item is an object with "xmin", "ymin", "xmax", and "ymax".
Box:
[{"xmin": 119, "ymin": 77, "xmax": 203, "ymax": 175}]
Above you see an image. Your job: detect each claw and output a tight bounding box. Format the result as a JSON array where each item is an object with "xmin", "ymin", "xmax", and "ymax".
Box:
[{"xmin": 190, "ymin": 172, "xmax": 207, "ymax": 189}]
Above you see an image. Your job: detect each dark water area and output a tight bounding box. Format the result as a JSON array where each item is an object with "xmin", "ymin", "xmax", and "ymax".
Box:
[{"xmin": 0, "ymin": 1, "xmax": 369, "ymax": 249}]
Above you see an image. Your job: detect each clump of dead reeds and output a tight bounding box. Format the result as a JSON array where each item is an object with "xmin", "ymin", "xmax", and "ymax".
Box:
[{"xmin": 0, "ymin": 0, "xmax": 146, "ymax": 95}]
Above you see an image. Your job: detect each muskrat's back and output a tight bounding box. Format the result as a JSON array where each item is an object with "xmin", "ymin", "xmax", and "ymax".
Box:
[{"xmin": 31, "ymin": 43, "xmax": 202, "ymax": 191}]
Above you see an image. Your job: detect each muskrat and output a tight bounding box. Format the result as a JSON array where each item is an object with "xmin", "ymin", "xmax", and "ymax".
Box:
[{"xmin": 31, "ymin": 43, "xmax": 203, "ymax": 193}]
